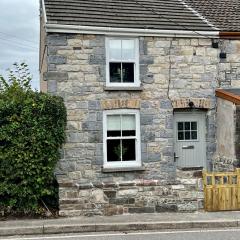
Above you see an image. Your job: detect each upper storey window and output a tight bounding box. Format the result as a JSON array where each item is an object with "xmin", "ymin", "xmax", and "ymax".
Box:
[{"xmin": 106, "ymin": 38, "xmax": 139, "ymax": 87}]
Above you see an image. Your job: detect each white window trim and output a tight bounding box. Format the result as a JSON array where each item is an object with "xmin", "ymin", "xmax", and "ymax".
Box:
[
  {"xmin": 103, "ymin": 109, "xmax": 141, "ymax": 169},
  {"xmin": 105, "ymin": 37, "xmax": 140, "ymax": 87}
]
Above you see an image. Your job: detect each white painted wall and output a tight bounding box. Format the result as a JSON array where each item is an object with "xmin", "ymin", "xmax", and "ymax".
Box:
[{"xmin": 216, "ymin": 98, "xmax": 236, "ymax": 159}]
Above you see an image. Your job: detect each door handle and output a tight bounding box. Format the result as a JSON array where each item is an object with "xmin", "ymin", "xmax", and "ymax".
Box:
[{"xmin": 174, "ymin": 153, "xmax": 179, "ymax": 162}]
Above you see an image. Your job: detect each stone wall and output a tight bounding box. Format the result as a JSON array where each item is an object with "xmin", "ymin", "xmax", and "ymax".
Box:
[
  {"xmin": 43, "ymin": 33, "xmax": 240, "ymax": 215},
  {"xmin": 214, "ymin": 98, "xmax": 236, "ymax": 171},
  {"xmin": 58, "ymin": 170, "xmax": 203, "ymax": 217},
  {"xmin": 39, "ymin": 12, "xmax": 47, "ymax": 92},
  {"xmin": 219, "ymin": 40, "xmax": 240, "ymax": 88}
]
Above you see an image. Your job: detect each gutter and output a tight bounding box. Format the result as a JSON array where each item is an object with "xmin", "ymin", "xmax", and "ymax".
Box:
[
  {"xmin": 220, "ymin": 32, "xmax": 240, "ymax": 39},
  {"xmin": 45, "ymin": 24, "xmax": 219, "ymax": 38}
]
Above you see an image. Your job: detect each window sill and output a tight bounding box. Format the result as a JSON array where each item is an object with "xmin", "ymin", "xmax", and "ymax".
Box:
[
  {"xmin": 104, "ymin": 86, "xmax": 143, "ymax": 91},
  {"xmin": 102, "ymin": 166, "xmax": 145, "ymax": 173}
]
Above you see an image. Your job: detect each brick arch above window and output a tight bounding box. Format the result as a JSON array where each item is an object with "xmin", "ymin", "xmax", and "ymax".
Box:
[
  {"xmin": 172, "ymin": 98, "xmax": 211, "ymax": 109},
  {"xmin": 101, "ymin": 99, "xmax": 140, "ymax": 110}
]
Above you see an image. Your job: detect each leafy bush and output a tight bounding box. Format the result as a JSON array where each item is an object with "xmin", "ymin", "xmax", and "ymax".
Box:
[{"xmin": 0, "ymin": 63, "xmax": 67, "ymax": 213}]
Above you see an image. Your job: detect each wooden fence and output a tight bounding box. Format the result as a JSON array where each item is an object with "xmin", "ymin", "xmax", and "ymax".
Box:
[{"xmin": 203, "ymin": 169, "xmax": 240, "ymax": 211}]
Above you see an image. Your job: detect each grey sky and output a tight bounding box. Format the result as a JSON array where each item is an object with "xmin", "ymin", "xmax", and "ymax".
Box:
[{"xmin": 0, "ymin": 0, "xmax": 39, "ymax": 90}]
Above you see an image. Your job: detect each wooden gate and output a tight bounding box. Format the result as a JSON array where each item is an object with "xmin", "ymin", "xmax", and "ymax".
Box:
[{"xmin": 203, "ymin": 169, "xmax": 240, "ymax": 211}]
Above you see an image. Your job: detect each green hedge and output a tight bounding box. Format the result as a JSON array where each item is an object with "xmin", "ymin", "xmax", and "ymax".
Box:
[{"xmin": 0, "ymin": 63, "xmax": 67, "ymax": 213}]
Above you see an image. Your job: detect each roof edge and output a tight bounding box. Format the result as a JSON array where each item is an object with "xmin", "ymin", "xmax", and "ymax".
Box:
[
  {"xmin": 216, "ymin": 89, "xmax": 240, "ymax": 105},
  {"xmin": 45, "ymin": 24, "xmax": 219, "ymax": 38},
  {"xmin": 41, "ymin": 0, "xmax": 47, "ymax": 24}
]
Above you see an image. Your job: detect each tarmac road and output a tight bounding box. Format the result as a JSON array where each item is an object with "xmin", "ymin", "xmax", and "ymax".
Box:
[{"xmin": 2, "ymin": 228, "xmax": 240, "ymax": 240}]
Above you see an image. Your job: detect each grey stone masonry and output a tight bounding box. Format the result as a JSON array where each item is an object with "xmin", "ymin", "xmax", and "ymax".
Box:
[
  {"xmin": 58, "ymin": 170, "xmax": 203, "ymax": 217},
  {"xmin": 44, "ymin": 33, "xmax": 240, "ymax": 216}
]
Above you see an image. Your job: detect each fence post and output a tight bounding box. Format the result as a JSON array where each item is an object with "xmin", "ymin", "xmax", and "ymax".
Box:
[{"xmin": 237, "ymin": 168, "xmax": 240, "ymax": 186}]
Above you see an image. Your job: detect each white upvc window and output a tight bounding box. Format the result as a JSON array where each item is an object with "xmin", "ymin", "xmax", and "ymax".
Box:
[
  {"xmin": 103, "ymin": 109, "xmax": 141, "ymax": 168},
  {"xmin": 106, "ymin": 38, "xmax": 139, "ymax": 87}
]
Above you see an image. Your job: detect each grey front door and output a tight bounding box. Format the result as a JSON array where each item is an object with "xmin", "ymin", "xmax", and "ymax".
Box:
[{"xmin": 173, "ymin": 112, "xmax": 206, "ymax": 168}]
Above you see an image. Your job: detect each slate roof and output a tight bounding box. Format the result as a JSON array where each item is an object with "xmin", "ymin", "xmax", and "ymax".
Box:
[
  {"xmin": 184, "ymin": 0, "xmax": 240, "ymax": 31},
  {"xmin": 44, "ymin": 0, "xmax": 216, "ymax": 31}
]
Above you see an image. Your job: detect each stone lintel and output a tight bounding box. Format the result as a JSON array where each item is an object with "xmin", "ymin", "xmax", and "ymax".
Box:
[
  {"xmin": 59, "ymin": 182, "xmax": 75, "ymax": 188},
  {"xmin": 172, "ymin": 98, "xmax": 211, "ymax": 109},
  {"xmin": 101, "ymin": 99, "xmax": 140, "ymax": 110}
]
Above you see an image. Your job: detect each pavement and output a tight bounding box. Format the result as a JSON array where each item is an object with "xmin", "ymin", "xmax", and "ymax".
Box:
[{"xmin": 1, "ymin": 211, "xmax": 240, "ymax": 237}]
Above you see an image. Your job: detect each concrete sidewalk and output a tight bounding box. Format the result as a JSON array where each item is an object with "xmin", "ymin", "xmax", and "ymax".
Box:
[{"xmin": 1, "ymin": 212, "xmax": 240, "ymax": 236}]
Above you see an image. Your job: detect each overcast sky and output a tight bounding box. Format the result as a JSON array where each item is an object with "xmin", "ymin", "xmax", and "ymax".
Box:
[{"xmin": 0, "ymin": 0, "xmax": 39, "ymax": 90}]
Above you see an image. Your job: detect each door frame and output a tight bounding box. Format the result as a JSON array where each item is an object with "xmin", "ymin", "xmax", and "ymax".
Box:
[{"xmin": 173, "ymin": 110, "xmax": 207, "ymax": 169}]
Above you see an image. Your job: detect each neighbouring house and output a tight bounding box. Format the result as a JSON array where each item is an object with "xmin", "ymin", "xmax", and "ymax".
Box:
[
  {"xmin": 215, "ymin": 89, "xmax": 240, "ymax": 171},
  {"xmin": 39, "ymin": 0, "xmax": 240, "ymax": 216}
]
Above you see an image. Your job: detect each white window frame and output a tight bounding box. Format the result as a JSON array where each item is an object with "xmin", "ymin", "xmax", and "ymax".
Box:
[
  {"xmin": 103, "ymin": 109, "xmax": 141, "ymax": 168},
  {"xmin": 106, "ymin": 37, "xmax": 140, "ymax": 87},
  {"xmin": 176, "ymin": 120, "xmax": 199, "ymax": 142}
]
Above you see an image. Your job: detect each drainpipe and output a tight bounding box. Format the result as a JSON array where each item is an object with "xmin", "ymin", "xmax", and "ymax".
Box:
[{"xmin": 219, "ymin": 32, "xmax": 240, "ymax": 39}]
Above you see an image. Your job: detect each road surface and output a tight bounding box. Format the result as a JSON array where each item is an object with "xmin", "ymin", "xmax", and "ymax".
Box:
[{"xmin": 2, "ymin": 228, "xmax": 240, "ymax": 240}]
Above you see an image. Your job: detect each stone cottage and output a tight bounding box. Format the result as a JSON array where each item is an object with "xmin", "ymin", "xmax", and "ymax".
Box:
[{"xmin": 39, "ymin": 0, "xmax": 240, "ymax": 216}]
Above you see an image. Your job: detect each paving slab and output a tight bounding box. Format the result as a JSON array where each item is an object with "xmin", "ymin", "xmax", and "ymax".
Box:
[{"xmin": 1, "ymin": 212, "xmax": 240, "ymax": 236}]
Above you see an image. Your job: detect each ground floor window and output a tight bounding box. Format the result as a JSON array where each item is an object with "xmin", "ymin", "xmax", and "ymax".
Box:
[{"xmin": 103, "ymin": 109, "xmax": 141, "ymax": 168}]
